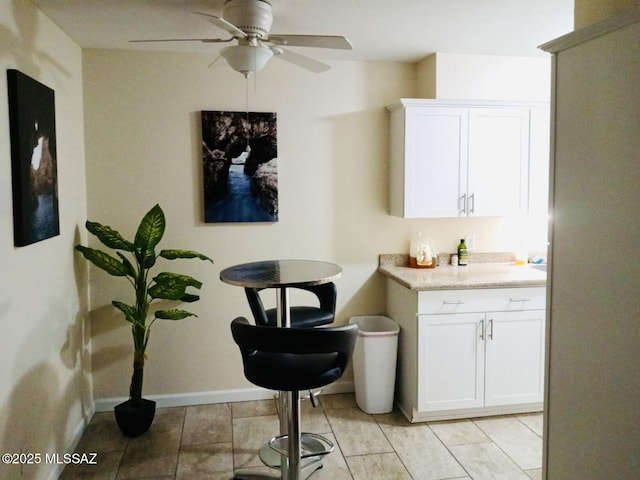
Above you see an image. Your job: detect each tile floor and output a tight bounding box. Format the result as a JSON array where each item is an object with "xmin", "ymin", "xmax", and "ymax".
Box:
[{"xmin": 60, "ymin": 393, "xmax": 543, "ymax": 480}]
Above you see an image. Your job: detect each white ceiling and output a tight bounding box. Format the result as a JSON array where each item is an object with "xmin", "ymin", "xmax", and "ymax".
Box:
[{"xmin": 32, "ymin": 0, "xmax": 574, "ymax": 63}]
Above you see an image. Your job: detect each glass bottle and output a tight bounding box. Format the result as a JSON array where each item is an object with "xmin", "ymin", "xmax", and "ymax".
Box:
[{"xmin": 457, "ymin": 238, "xmax": 469, "ymax": 266}]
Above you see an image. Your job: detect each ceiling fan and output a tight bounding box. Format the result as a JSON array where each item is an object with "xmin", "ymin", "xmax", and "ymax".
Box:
[{"xmin": 131, "ymin": 0, "xmax": 353, "ymax": 76}]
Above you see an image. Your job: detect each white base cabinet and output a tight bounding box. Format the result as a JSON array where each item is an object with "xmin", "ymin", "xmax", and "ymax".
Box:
[
  {"xmin": 418, "ymin": 312, "xmax": 484, "ymax": 412},
  {"xmin": 484, "ymin": 310, "xmax": 546, "ymax": 407},
  {"xmin": 388, "ymin": 280, "xmax": 545, "ymax": 422}
]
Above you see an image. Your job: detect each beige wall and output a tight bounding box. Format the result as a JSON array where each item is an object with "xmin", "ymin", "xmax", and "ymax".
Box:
[
  {"xmin": 82, "ymin": 48, "xmax": 551, "ymax": 405},
  {"xmin": 82, "ymin": 49, "xmax": 414, "ymax": 403},
  {"xmin": 0, "ymin": 1, "xmax": 89, "ymax": 479},
  {"xmin": 574, "ymin": 0, "xmax": 638, "ymax": 28},
  {"xmin": 416, "ymin": 52, "xmax": 551, "ymax": 102}
]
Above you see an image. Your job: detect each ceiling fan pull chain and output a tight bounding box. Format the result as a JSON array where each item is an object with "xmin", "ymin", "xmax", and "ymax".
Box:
[
  {"xmin": 245, "ymin": 74, "xmax": 250, "ymax": 152},
  {"xmin": 253, "ymin": 62, "xmax": 258, "ymax": 93},
  {"xmin": 245, "ymin": 73, "xmax": 249, "ymax": 117}
]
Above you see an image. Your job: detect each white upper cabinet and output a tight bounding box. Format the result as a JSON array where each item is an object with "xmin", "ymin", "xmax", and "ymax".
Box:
[
  {"xmin": 467, "ymin": 107, "xmax": 529, "ymax": 216},
  {"xmin": 528, "ymin": 107, "xmax": 551, "ymax": 217},
  {"xmin": 391, "ymin": 106, "xmax": 468, "ymax": 218},
  {"xmin": 387, "ymin": 99, "xmax": 549, "ymax": 218}
]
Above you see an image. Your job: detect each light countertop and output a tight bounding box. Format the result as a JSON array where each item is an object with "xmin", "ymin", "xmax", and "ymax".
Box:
[{"xmin": 379, "ymin": 254, "xmax": 547, "ymax": 291}]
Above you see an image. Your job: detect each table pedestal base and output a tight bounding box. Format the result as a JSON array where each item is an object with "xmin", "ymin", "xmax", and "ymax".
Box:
[{"xmin": 233, "ymin": 456, "xmax": 323, "ymax": 480}]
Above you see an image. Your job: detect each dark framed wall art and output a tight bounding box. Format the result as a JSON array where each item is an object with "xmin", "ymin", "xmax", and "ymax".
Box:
[
  {"xmin": 7, "ymin": 69, "xmax": 60, "ymax": 246},
  {"xmin": 201, "ymin": 110, "xmax": 278, "ymax": 223}
]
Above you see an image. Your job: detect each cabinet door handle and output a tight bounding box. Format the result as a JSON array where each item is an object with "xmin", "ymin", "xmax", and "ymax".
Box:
[
  {"xmin": 479, "ymin": 319, "xmax": 485, "ymax": 340},
  {"xmin": 442, "ymin": 300, "xmax": 465, "ymax": 305},
  {"xmin": 488, "ymin": 319, "xmax": 494, "ymax": 340},
  {"xmin": 469, "ymin": 193, "xmax": 475, "ymax": 214},
  {"xmin": 509, "ymin": 298, "xmax": 531, "ymax": 302},
  {"xmin": 460, "ymin": 194, "xmax": 467, "ymax": 214}
]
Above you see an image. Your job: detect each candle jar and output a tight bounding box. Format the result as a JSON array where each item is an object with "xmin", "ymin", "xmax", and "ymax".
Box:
[{"xmin": 409, "ymin": 232, "xmax": 437, "ymax": 268}]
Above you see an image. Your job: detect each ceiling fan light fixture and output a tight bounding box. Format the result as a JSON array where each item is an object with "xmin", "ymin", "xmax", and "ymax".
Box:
[{"xmin": 220, "ymin": 44, "xmax": 273, "ymax": 75}]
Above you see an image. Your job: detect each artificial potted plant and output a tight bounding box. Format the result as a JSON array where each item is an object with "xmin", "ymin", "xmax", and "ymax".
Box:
[{"xmin": 75, "ymin": 204, "xmax": 212, "ymax": 437}]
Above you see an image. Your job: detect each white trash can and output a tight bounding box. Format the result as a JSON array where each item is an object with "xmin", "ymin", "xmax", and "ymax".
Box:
[{"xmin": 348, "ymin": 316, "xmax": 400, "ymax": 414}]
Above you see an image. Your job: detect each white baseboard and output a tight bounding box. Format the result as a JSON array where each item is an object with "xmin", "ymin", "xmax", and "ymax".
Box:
[{"xmin": 94, "ymin": 381, "xmax": 355, "ymax": 412}]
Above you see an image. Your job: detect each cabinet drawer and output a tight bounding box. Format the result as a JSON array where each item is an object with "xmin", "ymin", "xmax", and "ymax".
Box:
[{"xmin": 418, "ymin": 288, "xmax": 545, "ymax": 314}]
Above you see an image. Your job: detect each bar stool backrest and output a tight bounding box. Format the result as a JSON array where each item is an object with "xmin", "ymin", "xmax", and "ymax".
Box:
[{"xmin": 244, "ymin": 282, "xmax": 336, "ymax": 328}]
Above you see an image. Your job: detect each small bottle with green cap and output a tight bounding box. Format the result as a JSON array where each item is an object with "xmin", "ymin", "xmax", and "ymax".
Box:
[{"xmin": 457, "ymin": 238, "xmax": 468, "ymax": 266}]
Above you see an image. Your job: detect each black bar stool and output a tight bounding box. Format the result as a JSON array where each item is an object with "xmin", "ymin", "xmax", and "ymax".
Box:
[
  {"xmin": 244, "ymin": 283, "xmax": 337, "ymax": 328},
  {"xmin": 244, "ymin": 282, "xmax": 338, "ymax": 466},
  {"xmin": 230, "ymin": 317, "xmax": 356, "ymax": 480}
]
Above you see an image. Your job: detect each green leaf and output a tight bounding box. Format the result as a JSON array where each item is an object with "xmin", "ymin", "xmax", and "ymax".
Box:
[
  {"xmin": 141, "ymin": 251, "xmax": 157, "ymax": 269},
  {"xmin": 180, "ymin": 293, "xmax": 200, "ymax": 303},
  {"xmin": 85, "ymin": 221, "xmax": 134, "ymax": 251},
  {"xmin": 75, "ymin": 245, "xmax": 129, "ymax": 276},
  {"xmin": 134, "ymin": 204, "xmax": 165, "ymax": 260},
  {"xmin": 148, "ymin": 283, "xmax": 183, "ymax": 300},
  {"xmin": 112, "ymin": 301, "xmax": 141, "ymax": 325},
  {"xmin": 160, "ymin": 249, "xmax": 213, "ymax": 263},
  {"xmin": 154, "ymin": 309, "xmax": 197, "ymax": 320},
  {"xmin": 117, "ymin": 252, "xmax": 136, "ymax": 277},
  {"xmin": 148, "ymin": 272, "xmax": 202, "ymax": 300},
  {"xmin": 153, "ymin": 272, "xmax": 202, "ymax": 289}
]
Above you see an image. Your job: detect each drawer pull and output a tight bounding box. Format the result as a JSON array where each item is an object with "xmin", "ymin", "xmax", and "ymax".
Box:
[
  {"xmin": 509, "ymin": 298, "xmax": 531, "ymax": 302},
  {"xmin": 443, "ymin": 300, "xmax": 465, "ymax": 305}
]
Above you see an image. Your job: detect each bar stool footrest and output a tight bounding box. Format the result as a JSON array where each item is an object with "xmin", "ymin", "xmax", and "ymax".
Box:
[
  {"xmin": 269, "ymin": 432, "xmax": 334, "ymax": 459},
  {"xmin": 301, "ymin": 389, "xmax": 323, "ymax": 407}
]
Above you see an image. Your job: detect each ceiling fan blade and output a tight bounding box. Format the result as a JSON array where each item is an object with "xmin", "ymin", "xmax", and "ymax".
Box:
[
  {"xmin": 271, "ymin": 46, "xmax": 331, "ymax": 73},
  {"xmin": 267, "ymin": 35, "xmax": 353, "ymax": 50},
  {"xmin": 194, "ymin": 12, "xmax": 247, "ymax": 38},
  {"xmin": 130, "ymin": 38, "xmax": 233, "ymax": 44}
]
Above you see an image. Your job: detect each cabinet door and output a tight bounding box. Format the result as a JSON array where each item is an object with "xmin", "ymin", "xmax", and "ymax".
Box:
[
  {"xmin": 528, "ymin": 108, "xmax": 551, "ymax": 216},
  {"xmin": 403, "ymin": 107, "xmax": 468, "ymax": 217},
  {"xmin": 467, "ymin": 108, "xmax": 530, "ymax": 216},
  {"xmin": 418, "ymin": 313, "xmax": 484, "ymax": 411},
  {"xmin": 484, "ymin": 310, "xmax": 546, "ymax": 406}
]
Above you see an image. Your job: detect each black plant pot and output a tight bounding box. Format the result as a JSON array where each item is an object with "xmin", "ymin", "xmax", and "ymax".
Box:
[{"xmin": 114, "ymin": 398, "xmax": 156, "ymax": 437}]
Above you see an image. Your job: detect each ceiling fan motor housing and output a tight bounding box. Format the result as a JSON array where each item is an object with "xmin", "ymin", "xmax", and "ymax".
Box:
[{"xmin": 224, "ymin": 0, "xmax": 273, "ymax": 38}]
